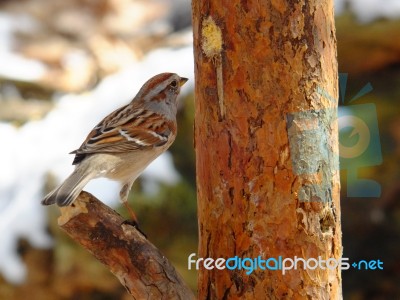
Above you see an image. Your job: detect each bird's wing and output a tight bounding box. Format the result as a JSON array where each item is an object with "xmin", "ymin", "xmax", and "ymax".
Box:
[{"xmin": 70, "ymin": 105, "xmax": 175, "ymax": 165}]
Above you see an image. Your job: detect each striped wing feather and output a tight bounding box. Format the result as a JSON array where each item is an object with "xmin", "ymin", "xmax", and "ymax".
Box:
[{"xmin": 71, "ymin": 106, "xmax": 173, "ymax": 165}]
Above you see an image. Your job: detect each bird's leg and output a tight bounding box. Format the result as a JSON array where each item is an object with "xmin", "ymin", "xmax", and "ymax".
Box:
[
  {"xmin": 120, "ymin": 181, "xmax": 138, "ymax": 224},
  {"xmin": 120, "ymin": 181, "xmax": 147, "ymax": 238}
]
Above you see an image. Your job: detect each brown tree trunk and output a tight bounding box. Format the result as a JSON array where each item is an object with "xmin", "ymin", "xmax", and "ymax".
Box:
[{"xmin": 192, "ymin": 0, "xmax": 342, "ymax": 299}]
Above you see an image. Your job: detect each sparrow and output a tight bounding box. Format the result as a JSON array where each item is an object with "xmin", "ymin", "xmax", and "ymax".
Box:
[{"xmin": 42, "ymin": 72, "xmax": 188, "ymax": 223}]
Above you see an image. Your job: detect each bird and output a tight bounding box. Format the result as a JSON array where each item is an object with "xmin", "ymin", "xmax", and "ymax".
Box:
[{"xmin": 42, "ymin": 72, "xmax": 188, "ymax": 223}]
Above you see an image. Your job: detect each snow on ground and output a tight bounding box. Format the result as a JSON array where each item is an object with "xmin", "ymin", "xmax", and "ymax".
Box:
[{"xmin": 0, "ymin": 13, "xmax": 47, "ymax": 81}]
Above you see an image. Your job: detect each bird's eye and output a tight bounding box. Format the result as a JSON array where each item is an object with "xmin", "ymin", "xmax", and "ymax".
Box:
[{"xmin": 170, "ymin": 80, "xmax": 178, "ymax": 88}]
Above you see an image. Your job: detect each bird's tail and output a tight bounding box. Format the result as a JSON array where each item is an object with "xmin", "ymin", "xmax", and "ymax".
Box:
[{"xmin": 42, "ymin": 169, "xmax": 94, "ymax": 206}]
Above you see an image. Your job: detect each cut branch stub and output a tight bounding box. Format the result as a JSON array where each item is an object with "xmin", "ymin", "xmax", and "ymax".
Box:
[{"xmin": 58, "ymin": 191, "xmax": 195, "ymax": 300}]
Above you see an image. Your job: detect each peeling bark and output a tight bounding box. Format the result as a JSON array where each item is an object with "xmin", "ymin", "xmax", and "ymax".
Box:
[
  {"xmin": 192, "ymin": 0, "xmax": 341, "ymax": 299},
  {"xmin": 59, "ymin": 191, "xmax": 195, "ymax": 300}
]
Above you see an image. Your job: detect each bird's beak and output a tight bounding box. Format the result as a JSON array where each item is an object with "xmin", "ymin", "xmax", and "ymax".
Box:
[{"xmin": 180, "ymin": 77, "xmax": 189, "ymax": 87}]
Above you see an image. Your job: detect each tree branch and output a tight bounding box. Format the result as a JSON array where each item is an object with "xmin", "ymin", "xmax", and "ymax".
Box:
[{"xmin": 58, "ymin": 191, "xmax": 195, "ymax": 300}]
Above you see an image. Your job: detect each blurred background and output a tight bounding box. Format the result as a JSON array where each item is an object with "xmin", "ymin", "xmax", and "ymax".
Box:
[{"xmin": 0, "ymin": 0, "xmax": 398, "ymax": 299}]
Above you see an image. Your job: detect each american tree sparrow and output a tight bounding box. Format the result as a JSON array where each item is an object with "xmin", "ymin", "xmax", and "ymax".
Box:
[{"xmin": 42, "ymin": 73, "xmax": 188, "ymax": 222}]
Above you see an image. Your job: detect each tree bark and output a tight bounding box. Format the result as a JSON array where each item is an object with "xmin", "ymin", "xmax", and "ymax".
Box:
[
  {"xmin": 192, "ymin": 0, "xmax": 341, "ymax": 299},
  {"xmin": 58, "ymin": 191, "xmax": 195, "ymax": 300}
]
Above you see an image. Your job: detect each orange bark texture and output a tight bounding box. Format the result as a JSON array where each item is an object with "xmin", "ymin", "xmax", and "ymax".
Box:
[{"xmin": 192, "ymin": 1, "xmax": 342, "ymax": 299}]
